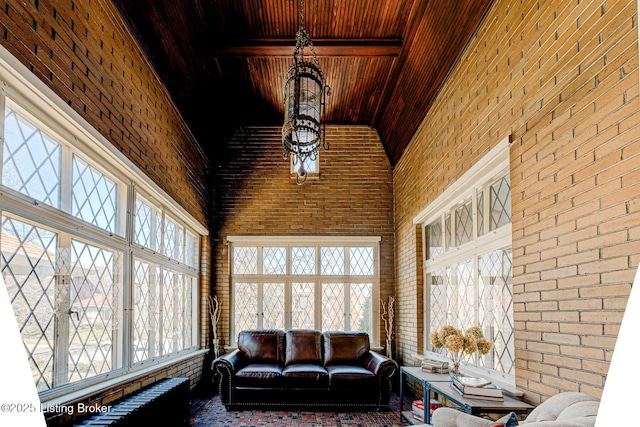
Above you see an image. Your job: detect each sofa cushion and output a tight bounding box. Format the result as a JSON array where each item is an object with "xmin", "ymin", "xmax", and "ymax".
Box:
[
  {"xmin": 326, "ymin": 365, "xmax": 376, "ymax": 388},
  {"xmin": 323, "ymin": 331, "xmax": 370, "ymax": 366},
  {"xmin": 281, "ymin": 364, "xmax": 329, "ymax": 388},
  {"xmin": 235, "ymin": 363, "xmax": 283, "ymax": 387},
  {"xmin": 285, "ymin": 329, "xmax": 323, "ymax": 365},
  {"xmin": 237, "ymin": 329, "xmax": 285, "ymax": 364}
]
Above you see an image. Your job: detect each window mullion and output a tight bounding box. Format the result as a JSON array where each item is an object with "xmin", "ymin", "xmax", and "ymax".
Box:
[
  {"xmin": 257, "ymin": 282, "xmax": 264, "ymax": 329},
  {"xmin": 344, "ymin": 283, "xmax": 350, "ymax": 330},
  {"xmin": 53, "ymin": 233, "xmax": 72, "ymax": 388}
]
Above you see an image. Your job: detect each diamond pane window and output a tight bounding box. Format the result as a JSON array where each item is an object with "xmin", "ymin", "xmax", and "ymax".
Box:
[
  {"xmin": 349, "ymin": 247, "xmax": 373, "ymax": 276},
  {"xmin": 490, "ymin": 175, "xmax": 511, "ymax": 231},
  {"xmin": 135, "ymin": 198, "xmax": 154, "ymax": 249},
  {"xmin": 133, "ymin": 259, "xmax": 159, "ymax": 363},
  {"xmin": 176, "ymin": 225, "xmax": 185, "ymax": 263},
  {"xmin": 321, "ymin": 247, "xmax": 344, "ymax": 275},
  {"xmin": 1, "ymin": 216, "xmax": 57, "ymax": 391},
  {"xmin": 350, "ymin": 283, "xmax": 372, "ymax": 333},
  {"xmin": 71, "ymin": 155, "xmax": 118, "ymax": 233},
  {"xmin": 163, "ymin": 217, "xmax": 177, "ymax": 260},
  {"xmin": 68, "ymin": 240, "xmax": 121, "ymax": 382},
  {"xmin": 2, "ymin": 106, "xmax": 61, "ymax": 208},
  {"xmin": 478, "ymin": 249, "xmax": 514, "ymax": 374},
  {"xmin": 183, "ymin": 275, "xmax": 194, "ymax": 347},
  {"xmin": 477, "ymin": 190, "xmax": 485, "ymax": 237},
  {"xmin": 263, "ymin": 247, "xmax": 286, "ymax": 275},
  {"xmin": 428, "ymin": 270, "xmax": 446, "ymax": 337},
  {"xmin": 445, "ymin": 213, "xmax": 451, "ymax": 250},
  {"xmin": 263, "ymin": 283, "xmax": 285, "ymax": 329},
  {"xmin": 292, "ymin": 247, "xmax": 316, "ymax": 275},
  {"xmin": 234, "ymin": 247, "xmax": 258, "ymax": 275},
  {"xmin": 185, "ymin": 231, "xmax": 198, "ymax": 268},
  {"xmin": 423, "ymin": 158, "xmax": 512, "ymax": 378},
  {"xmin": 234, "ymin": 283, "xmax": 258, "ymax": 333},
  {"xmin": 292, "ymin": 282, "xmax": 315, "ymax": 328},
  {"xmin": 454, "ymin": 200, "xmax": 473, "ymax": 247},
  {"xmin": 322, "ymin": 283, "xmax": 344, "ymax": 330},
  {"xmin": 428, "ymin": 219, "xmax": 443, "ymax": 259},
  {"xmin": 160, "ymin": 269, "xmax": 176, "ymax": 354}
]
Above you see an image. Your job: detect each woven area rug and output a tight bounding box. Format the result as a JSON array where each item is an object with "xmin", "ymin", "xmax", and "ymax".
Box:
[{"xmin": 190, "ymin": 393, "xmax": 407, "ymax": 427}]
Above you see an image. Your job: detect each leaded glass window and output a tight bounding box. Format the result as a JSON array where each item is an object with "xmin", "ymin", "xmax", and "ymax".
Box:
[{"xmin": 230, "ymin": 240, "xmax": 379, "ymax": 344}]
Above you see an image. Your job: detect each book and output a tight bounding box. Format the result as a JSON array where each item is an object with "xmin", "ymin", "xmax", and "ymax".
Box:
[
  {"xmin": 451, "ymin": 375, "xmax": 503, "ymax": 398},
  {"xmin": 451, "ymin": 382, "xmax": 504, "ymax": 401},
  {"xmin": 412, "ymin": 398, "xmax": 443, "ymax": 420}
]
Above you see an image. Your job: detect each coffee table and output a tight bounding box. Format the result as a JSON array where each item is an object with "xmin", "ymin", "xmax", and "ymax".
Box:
[{"xmin": 399, "ymin": 366, "xmax": 534, "ymax": 425}]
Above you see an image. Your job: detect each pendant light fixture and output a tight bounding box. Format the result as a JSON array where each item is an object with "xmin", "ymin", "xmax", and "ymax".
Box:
[{"xmin": 282, "ymin": 0, "xmax": 330, "ymax": 185}]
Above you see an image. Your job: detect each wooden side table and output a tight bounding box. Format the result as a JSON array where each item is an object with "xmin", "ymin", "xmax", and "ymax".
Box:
[{"xmin": 399, "ymin": 366, "xmax": 534, "ymax": 425}]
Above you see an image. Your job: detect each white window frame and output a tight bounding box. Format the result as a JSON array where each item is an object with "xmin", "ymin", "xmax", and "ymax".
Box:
[
  {"xmin": 414, "ymin": 137, "xmax": 515, "ymax": 391},
  {"xmin": 0, "ymin": 46, "xmax": 207, "ymax": 401},
  {"xmin": 228, "ymin": 236, "xmax": 380, "ymax": 346}
]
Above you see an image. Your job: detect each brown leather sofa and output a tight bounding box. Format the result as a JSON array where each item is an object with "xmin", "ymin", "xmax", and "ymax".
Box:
[{"xmin": 212, "ymin": 329, "xmax": 398, "ymax": 410}]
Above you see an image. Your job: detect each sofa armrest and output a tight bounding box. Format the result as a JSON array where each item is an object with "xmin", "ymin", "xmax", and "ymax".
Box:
[
  {"xmin": 362, "ymin": 351, "xmax": 398, "ymax": 407},
  {"xmin": 212, "ymin": 349, "xmax": 244, "ymax": 405},
  {"xmin": 362, "ymin": 351, "xmax": 396, "ymax": 376}
]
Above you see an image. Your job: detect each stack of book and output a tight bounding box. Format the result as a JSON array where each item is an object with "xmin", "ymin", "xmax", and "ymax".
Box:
[
  {"xmin": 411, "ymin": 399, "xmax": 443, "ymax": 423},
  {"xmin": 451, "ymin": 375, "xmax": 503, "ymax": 401},
  {"xmin": 421, "ymin": 357, "xmax": 449, "ymax": 374}
]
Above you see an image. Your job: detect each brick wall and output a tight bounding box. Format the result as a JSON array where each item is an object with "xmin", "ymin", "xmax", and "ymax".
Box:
[
  {"xmin": 394, "ymin": 0, "xmax": 640, "ymax": 404},
  {"xmin": 213, "ymin": 126, "xmax": 395, "ymax": 346},
  {"xmin": 0, "ymin": 0, "xmax": 213, "ymax": 416}
]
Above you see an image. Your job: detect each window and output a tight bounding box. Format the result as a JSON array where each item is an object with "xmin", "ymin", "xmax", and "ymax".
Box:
[
  {"xmin": 415, "ymin": 138, "xmax": 514, "ymax": 386},
  {"xmin": 229, "ymin": 237, "xmax": 380, "ymax": 345},
  {"xmin": 0, "ymin": 67, "xmax": 204, "ymax": 400}
]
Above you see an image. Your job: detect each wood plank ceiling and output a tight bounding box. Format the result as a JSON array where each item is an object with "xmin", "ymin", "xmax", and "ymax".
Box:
[{"xmin": 113, "ymin": 0, "xmax": 494, "ymax": 166}]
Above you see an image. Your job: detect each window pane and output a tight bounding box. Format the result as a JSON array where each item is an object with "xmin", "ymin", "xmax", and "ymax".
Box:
[
  {"xmin": 427, "ymin": 219, "xmax": 443, "ymax": 259},
  {"xmin": 454, "ymin": 200, "xmax": 473, "ymax": 246},
  {"xmin": 263, "ymin": 283, "xmax": 285, "ymax": 329},
  {"xmin": 349, "ymin": 247, "xmax": 373, "ymax": 275},
  {"xmin": 445, "ymin": 213, "xmax": 451, "ymax": 250},
  {"xmin": 133, "ymin": 260, "xmax": 159, "ymax": 363},
  {"xmin": 322, "ymin": 283, "xmax": 344, "ymax": 330},
  {"xmin": 350, "ymin": 283, "xmax": 372, "ymax": 334},
  {"xmin": 292, "ymin": 247, "xmax": 316, "ymax": 275},
  {"xmin": 478, "ymin": 249, "xmax": 514, "ymax": 374},
  {"xmin": 72, "ymin": 155, "xmax": 118, "ymax": 233},
  {"xmin": 185, "ymin": 231, "xmax": 198, "ymax": 268},
  {"xmin": 444, "ymin": 259, "xmax": 475, "ymax": 365},
  {"xmin": 69, "ymin": 240, "xmax": 121, "ymax": 383},
  {"xmin": 428, "ymin": 270, "xmax": 446, "ymax": 338},
  {"xmin": 1, "ymin": 216, "xmax": 57, "ymax": 391},
  {"xmin": 292, "ymin": 282, "xmax": 314, "ymax": 328},
  {"xmin": 161, "ymin": 269, "xmax": 176, "ymax": 354},
  {"xmin": 135, "ymin": 198, "xmax": 153, "ymax": 249},
  {"xmin": 263, "ymin": 247, "xmax": 286, "ymax": 275},
  {"xmin": 477, "ymin": 190, "xmax": 485, "ymax": 237},
  {"xmin": 490, "ymin": 175, "xmax": 511, "ymax": 230},
  {"xmin": 234, "ymin": 247, "xmax": 258, "ymax": 275},
  {"xmin": 321, "ymin": 247, "xmax": 344, "ymax": 275},
  {"xmin": 2, "ymin": 106, "xmax": 61, "ymax": 208},
  {"xmin": 163, "ymin": 216, "xmax": 177, "ymax": 259},
  {"xmin": 234, "ymin": 283, "xmax": 258, "ymax": 333}
]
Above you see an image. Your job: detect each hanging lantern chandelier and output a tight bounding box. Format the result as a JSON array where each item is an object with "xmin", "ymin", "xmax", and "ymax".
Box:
[{"xmin": 282, "ymin": 0, "xmax": 330, "ymax": 185}]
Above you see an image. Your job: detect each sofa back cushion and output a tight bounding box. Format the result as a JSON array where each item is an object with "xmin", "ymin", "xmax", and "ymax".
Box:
[
  {"xmin": 237, "ymin": 329, "xmax": 285, "ymax": 364},
  {"xmin": 322, "ymin": 331, "xmax": 370, "ymax": 366},
  {"xmin": 285, "ymin": 329, "xmax": 323, "ymax": 366}
]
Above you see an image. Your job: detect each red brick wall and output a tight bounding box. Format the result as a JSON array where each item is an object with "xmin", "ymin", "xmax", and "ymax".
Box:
[
  {"xmin": 213, "ymin": 126, "xmax": 395, "ymax": 346},
  {"xmin": 394, "ymin": 0, "xmax": 640, "ymax": 403}
]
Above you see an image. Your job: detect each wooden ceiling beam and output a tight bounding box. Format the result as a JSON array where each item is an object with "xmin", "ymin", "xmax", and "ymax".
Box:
[{"xmin": 208, "ymin": 38, "xmax": 402, "ymax": 57}]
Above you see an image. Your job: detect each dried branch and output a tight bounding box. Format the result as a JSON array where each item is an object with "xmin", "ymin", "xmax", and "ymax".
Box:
[
  {"xmin": 381, "ymin": 295, "xmax": 395, "ymax": 340},
  {"xmin": 209, "ymin": 295, "xmax": 222, "ymax": 341}
]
